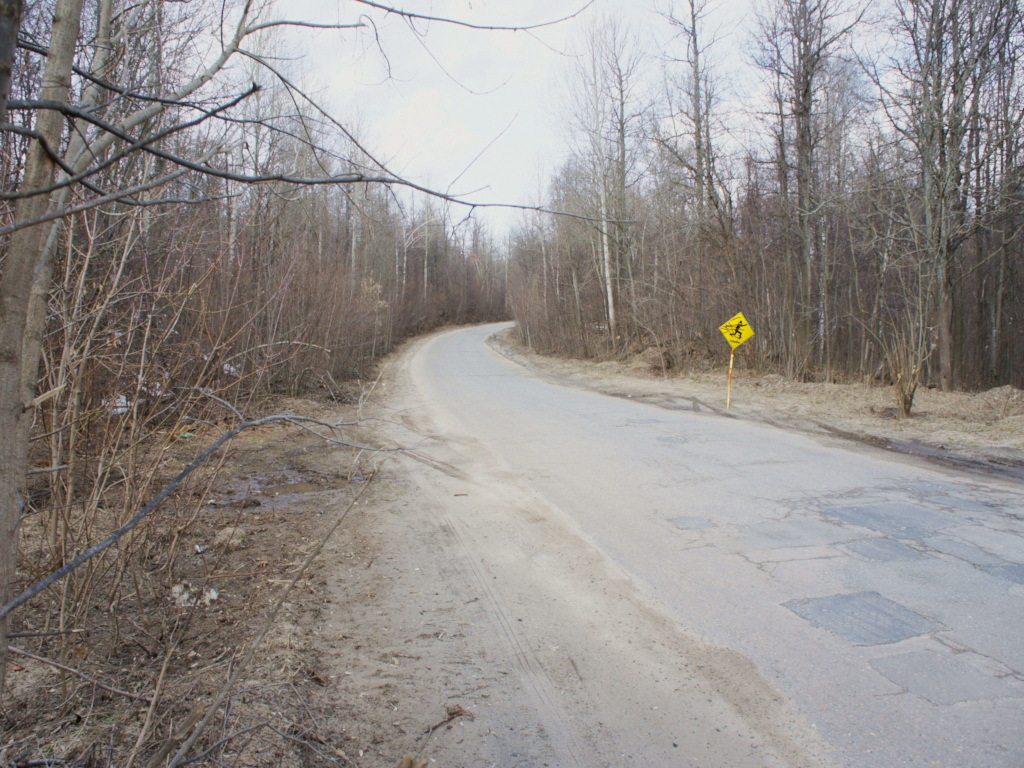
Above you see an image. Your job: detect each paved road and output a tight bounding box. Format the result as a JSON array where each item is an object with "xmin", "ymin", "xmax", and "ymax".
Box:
[{"xmin": 402, "ymin": 324, "xmax": 1024, "ymax": 767}]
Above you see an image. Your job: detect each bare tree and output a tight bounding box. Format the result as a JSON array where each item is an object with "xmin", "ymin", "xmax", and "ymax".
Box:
[
  {"xmin": 752, "ymin": 0, "xmax": 861, "ymax": 377},
  {"xmin": 565, "ymin": 17, "xmax": 645, "ymax": 351},
  {"xmin": 644, "ymin": 0, "xmax": 737, "ymax": 360},
  {"xmin": 658, "ymin": 0, "xmax": 732, "ymax": 237},
  {"xmin": 0, "ymin": 0, "xmax": 85, "ymax": 691},
  {"xmin": 876, "ymin": 0, "xmax": 1024, "ymax": 390}
]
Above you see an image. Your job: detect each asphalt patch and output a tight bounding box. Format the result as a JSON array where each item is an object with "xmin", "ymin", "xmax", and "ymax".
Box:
[
  {"xmin": 785, "ymin": 591, "xmax": 943, "ymax": 645},
  {"xmin": 825, "ymin": 502, "xmax": 954, "ymax": 539},
  {"xmin": 843, "ymin": 538, "xmax": 927, "ymax": 561},
  {"xmin": 983, "ymin": 564, "xmax": 1024, "ymax": 585}
]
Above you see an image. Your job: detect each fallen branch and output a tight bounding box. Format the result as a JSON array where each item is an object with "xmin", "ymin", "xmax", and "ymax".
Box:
[
  {"xmin": 421, "ymin": 704, "xmax": 473, "ymax": 737},
  {"xmin": 7, "ymin": 646, "xmax": 153, "ymax": 703}
]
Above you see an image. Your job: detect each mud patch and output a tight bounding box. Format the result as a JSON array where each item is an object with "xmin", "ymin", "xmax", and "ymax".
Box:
[{"xmin": 266, "ymin": 478, "xmax": 349, "ymax": 495}]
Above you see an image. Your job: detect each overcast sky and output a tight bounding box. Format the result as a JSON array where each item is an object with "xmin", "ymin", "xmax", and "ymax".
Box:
[{"xmin": 276, "ymin": 0, "xmax": 757, "ymax": 237}]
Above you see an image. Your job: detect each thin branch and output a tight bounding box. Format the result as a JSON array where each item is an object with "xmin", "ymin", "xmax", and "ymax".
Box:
[
  {"xmin": 17, "ymin": 38, "xmax": 221, "ymax": 109},
  {"xmin": 7, "ymin": 646, "xmax": 153, "ymax": 702},
  {"xmin": 6, "ymin": 98, "xmax": 397, "ymax": 184},
  {"xmin": 26, "ymin": 465, "xmax": 69, "ymax": 476},
  {"xmin": 245, "ymin": 19, "xmax": 364, "ymax": 34},
  {"xmin": 178, "ymin": 387, "xmax": 245, "ymax": 421},
  {"xmin": 3, "ymin": 84, "xmax": 259, "ymax": 201},
  {"xmin": 0, "ymin": 163, "xmax": 196, "ymax": 237},
  {"xmin": 0, "ymin": 122, "xmax": 85, "ymax": 181},
  {"xmin": 351, "ymin": 0, "xmax": 596, "ymax": 31},
  {"xmin": 406, "ymin": 23, "xmax": 511, "ymax": 96}
]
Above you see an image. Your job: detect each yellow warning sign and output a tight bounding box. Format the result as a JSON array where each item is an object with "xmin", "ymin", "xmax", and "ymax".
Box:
[{"xmin": 719, "ymin": 312, "xmax": 755, "ymax": 349}]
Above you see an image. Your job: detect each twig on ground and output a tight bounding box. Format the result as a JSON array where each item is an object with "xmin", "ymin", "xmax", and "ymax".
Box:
[
  {"xmin": 7, "ymin": 629, "xmax": 85, "ymax": 638},
  {"xmin": 6, "ymin": 646, "xmax": 153, "ymax": 703},
  {"xmin": 172, "ymin": 722, "xmax": 270, "ymax": 767},
  {"xmin": 263, "ymin": 724, "xmax": 348, "ymax": 766},
  {"xmin": 421, "ymin": 705, "xmax": 473, "ymax": 737},
  {"xmin": 124, "ymin": 637, "xmax": 180, "ymax": 765}
]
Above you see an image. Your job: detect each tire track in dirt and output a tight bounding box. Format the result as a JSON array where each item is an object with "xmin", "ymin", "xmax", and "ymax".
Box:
[{"xmin": 418, "ymin": 470, "xmax": 586, "ymax": 767}]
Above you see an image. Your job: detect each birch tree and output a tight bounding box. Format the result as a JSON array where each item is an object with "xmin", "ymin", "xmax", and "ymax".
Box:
[{"xmin": 567, "ymin": 17, "xmax": 645, "ymax": 351}]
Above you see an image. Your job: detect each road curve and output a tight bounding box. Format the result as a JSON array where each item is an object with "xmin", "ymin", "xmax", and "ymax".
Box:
[{"xmin": 385, "ymin": 323, "xmax": 1024, "ymax": 768}]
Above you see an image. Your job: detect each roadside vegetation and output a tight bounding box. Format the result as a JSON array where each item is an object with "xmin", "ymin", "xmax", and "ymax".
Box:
[{"xmin": 506, "ymin": 0, "xmax": 1024, "ymax": 420}]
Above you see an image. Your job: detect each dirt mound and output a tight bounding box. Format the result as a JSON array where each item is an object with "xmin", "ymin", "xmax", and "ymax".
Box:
[{"xmin": 625, "ymin": 346, "xmax": 672, "ymax": 375}]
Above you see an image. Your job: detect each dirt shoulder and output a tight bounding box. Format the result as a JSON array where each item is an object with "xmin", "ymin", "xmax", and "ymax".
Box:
[{"xmin": 487, "ymin": 328, "xmax": 1024, "ymax": 481}]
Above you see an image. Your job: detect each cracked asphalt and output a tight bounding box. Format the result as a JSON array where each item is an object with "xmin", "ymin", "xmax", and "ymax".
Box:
[{"xmin": 411, "ymin": 324, "xmax": 1024, "ymax": 767}]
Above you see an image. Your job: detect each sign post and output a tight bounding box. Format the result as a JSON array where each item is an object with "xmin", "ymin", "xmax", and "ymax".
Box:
[
  {"xmin": 719, "ymin": 312, "xmax": 755, "ymax": 409},
  {"xmin": 727, "ymin": 348, "xmax": 736, "ymax": 410}
]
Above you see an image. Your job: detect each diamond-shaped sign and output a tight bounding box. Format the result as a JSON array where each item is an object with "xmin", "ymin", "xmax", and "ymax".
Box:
[{"xmin": 719, "ymin": 312, "xmax": 755, "ymax": 348}]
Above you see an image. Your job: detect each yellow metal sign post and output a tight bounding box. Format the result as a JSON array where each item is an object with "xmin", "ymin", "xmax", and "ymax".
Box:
[{"xmin": 719, "ymin": 312, "xmax": 755, "ymax": 409}]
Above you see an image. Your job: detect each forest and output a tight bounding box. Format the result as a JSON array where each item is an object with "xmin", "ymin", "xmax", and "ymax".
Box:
[
  {"xmin": 507, "ymin": 0, "xmax": 1024, "ymax": 420},
  {"xmin": 0, "ymin": 0, "xmax": 1021, "ymax": 763}
]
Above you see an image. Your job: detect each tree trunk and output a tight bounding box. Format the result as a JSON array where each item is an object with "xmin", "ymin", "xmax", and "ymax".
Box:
[
  {"xmin": 936, "ymin": 260, "xmax": 955, "ymax": 390},
  {"xmin": 598, "ymin": 176, "xmax": 617, "ymax": 345},
  {"xmin": 0, "ymin": 0, "xmax": 21, "ymax": 124},
  {"xmin": 0, "ymin": 0, "xmax": 85, "ymax": 691}
]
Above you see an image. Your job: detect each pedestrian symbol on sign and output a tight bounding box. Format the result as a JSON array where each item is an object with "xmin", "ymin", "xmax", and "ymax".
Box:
[{"xmin": 719, "ymin": 313, "xmax": 755, "ymax": 348}]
